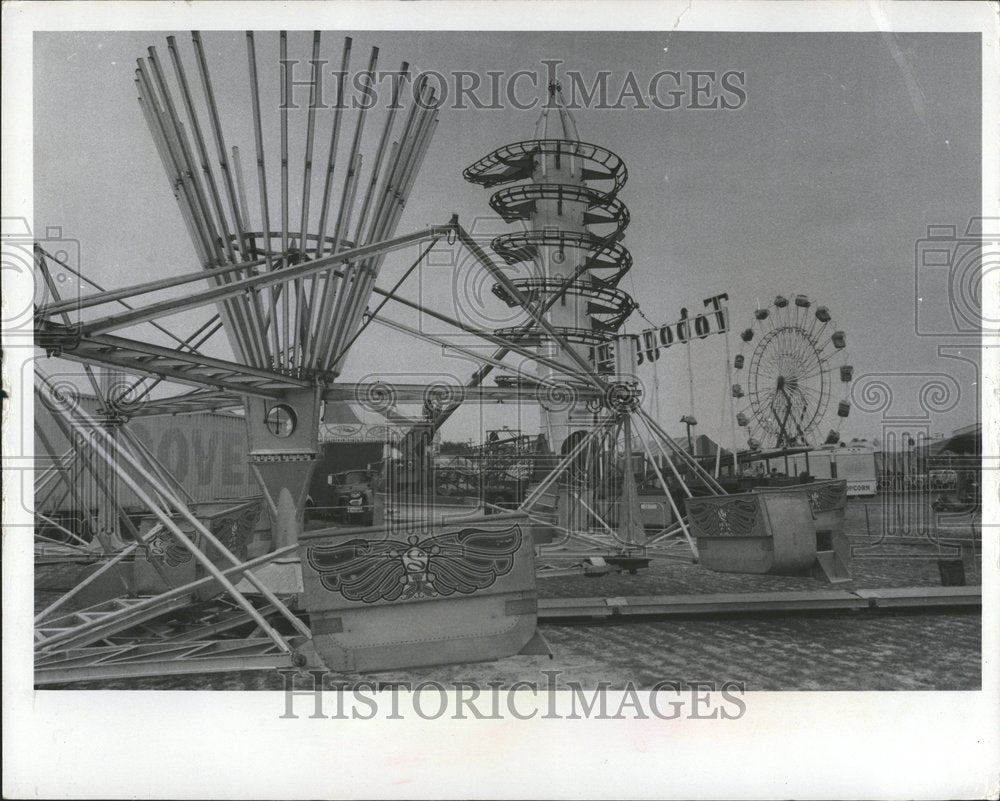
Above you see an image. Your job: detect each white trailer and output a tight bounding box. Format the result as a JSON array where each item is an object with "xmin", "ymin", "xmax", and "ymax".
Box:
[{"xmin": 831, "ymin": 445, "xmax": 878, "ymax": 496}]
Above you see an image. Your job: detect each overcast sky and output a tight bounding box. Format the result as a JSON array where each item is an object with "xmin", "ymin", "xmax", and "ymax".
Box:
[{"xmin": 33, "ymin": 30, "xmax": 981, "ymax": 448}]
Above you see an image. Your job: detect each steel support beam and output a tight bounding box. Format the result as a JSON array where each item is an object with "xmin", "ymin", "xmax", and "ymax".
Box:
[
  {"xmin": 66, "ymin": 226, "xmax": 443, "ymax": 336},
  {"xmin": 37, "ymin": 326, "xmax": 310, "ymax": 398},
  {"xmin": 322, "ymin": 382, "xmax": 603, "ymax": 405}
]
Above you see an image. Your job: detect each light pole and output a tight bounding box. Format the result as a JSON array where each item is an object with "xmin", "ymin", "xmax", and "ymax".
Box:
[{"xmin": 680, "ymin": 414, "xmax": 698, "ymax": 457}]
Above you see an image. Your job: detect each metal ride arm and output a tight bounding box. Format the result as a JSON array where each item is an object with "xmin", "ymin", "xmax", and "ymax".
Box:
[
  {"xmin": 36, "ymin": 392, "xmax": 310, "ymax": 653},
  {"xmin": 383, "ymin": 219, "xmax": 627, "ymax": 461},
  {"xmin": 638, "ymin": 407, "xmax": 726, "ymax": 495},
  {"xmin": 367, "ymin": 279, "xmax": 603, "ymax": 387},
  {"xmin": 412, "ymin": 225, "xmax": 628, "ymax": 443},
  {"xmin": 62, "ymin": 226, "xmax": 445, "ymax": 337},
  {"xmin": 118, "ymin": 390, "xmax": 245, "ymax": 417},
  {"xmin": 37, "ymin": 212, "xmax": 612, "ymax": 410},
  {"xmin": 367, "ymin": 314, "xmax": 596, "ymax": 397},
  {"xmin": 326, "ymin": 235, "xmax": 441, "ymax": 369},
  {"xmin": 324, "ymin": 382, "xmax": 603, "ymax": 405},
  {"xmin": 33, "ymin": 421, "xmax": 124, "ymax": 560},
  {"xmin": 40, "ymin": 233, "xmax": 529, "ymax": 419},
  {"xmin": 632, "ymin": 413, "xmax": 699, "ymax": 559},
  {"xmin": 35, "ymin": 544, "xmax": 139, "ymax": 624},
  {"xmin": 33, "ymin": 226, "xmax": 452, "ymax": 402},
  {"xmin": 39, "ymin": 394, "xmax": 177, "ymax": 588},
  {"xmin": 451, "ymin": 222, "xmax": 608, "ymax": 394},
  {"xmin": 35, "ymin": 246, "xmax": 228, "ymax": 413},
  {"xmin": 38, "ymin": 327, "xmax": 311, "ymax": 399},
  {"xmin": 116, "ymin": 315, "xmax": 225, "ymax": 409},
  {"xmin": 519, "ymin": 421, "xmax": 607, "ymax": 512},
  {"xmin": 36, "ymin": 543, "xmax": 300, "ymax": 656},
  {"xmin": 35, "ymin": 246, "xmax": 248, "ymax": 335}
]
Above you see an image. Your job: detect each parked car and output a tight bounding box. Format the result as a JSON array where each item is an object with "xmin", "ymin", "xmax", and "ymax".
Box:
[
  {"xmin": 307, "ymin": 469, "xmax": 376, "ymax": 526},
  {"xmin": 330, "ymin": 469, "xmax": 375, "ymax": 526}
]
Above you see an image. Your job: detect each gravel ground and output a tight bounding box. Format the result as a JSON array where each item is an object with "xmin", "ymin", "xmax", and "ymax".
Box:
[
  {"xmin": 35, "ymin": 498, "xmax": 984, "ymax": 691},
  {"xmin": 42, "ymin": 611, "xmax": 981, "ymax": 691}
]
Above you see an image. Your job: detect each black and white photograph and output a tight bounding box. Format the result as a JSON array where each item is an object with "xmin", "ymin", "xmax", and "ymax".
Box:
[{"xmin": 3, "ymin": 1, "xmax": 998, "ymax": 798}]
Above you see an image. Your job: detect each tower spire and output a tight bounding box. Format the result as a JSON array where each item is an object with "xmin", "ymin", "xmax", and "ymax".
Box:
[{"xmin": 535, "ymin": 77, "xmax": 580, "ymax": 141}]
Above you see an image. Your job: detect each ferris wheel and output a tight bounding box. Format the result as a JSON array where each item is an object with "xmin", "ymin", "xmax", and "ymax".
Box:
[{"xmin": 731, "ymin": 294, "xmax": 852, "ymax": 450}]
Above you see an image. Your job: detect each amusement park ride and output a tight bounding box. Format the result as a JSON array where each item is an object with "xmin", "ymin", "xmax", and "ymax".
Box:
[
  {"xmin": 30, "ymin": 31, "xmax": 852, "ymax": 683},
  {"xmin": 732, "ymin": 294, "xmax": 852, "ymax": 450}
]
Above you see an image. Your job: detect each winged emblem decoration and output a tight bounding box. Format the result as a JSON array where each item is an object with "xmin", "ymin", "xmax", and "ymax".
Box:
[
  {"xmin": 147, "ymin": 531, "xmax": 193, "ymax": 567},
  {"xmin": 305, "ymin": 524, "xmax": 523, "ymax": 603},
  {"xmin": 209, "ymin": 502, "xmax": 262, "ymax": 561},
  {"xmin": 808, "ymin": 480, "xmax": 846, "ymax": 513},
  {"xmin": 686, "ymin": 498, "xmax": 761, "ymax": 538}
]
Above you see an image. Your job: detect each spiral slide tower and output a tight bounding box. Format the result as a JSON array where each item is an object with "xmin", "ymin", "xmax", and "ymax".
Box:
[
  {"xmin": 464, "ymin": 82, "xmax": 636, "ymax": 535},
  {"xmin": 464, "ymin": 83, "xmax": 635, "ymax": 451}
]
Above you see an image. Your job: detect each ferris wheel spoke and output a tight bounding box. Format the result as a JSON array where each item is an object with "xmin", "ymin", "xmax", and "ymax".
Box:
[
  {"xmin": 787, "ymin": 359, "xmax": 817, "ymax": 386},
  {"xmin": 755, "ymin": 339, "xmax": 776, "ymax": 365},
  {"xmin": 781, "ymin": 351, "xmax": 806, "ymax": 379},
  {"xmin": 793, "ymin": 387, "xmax": 823, "ymax": 407},
  {"xmin": 795, "ymin": 381, "xmax": 826, "ymax": 396},
  {"xmin": 757, "ymin": 356, "xmax": 782, "ymax": 383},
  {"xmin": 776, "ymin": 338, "xmax": 800, "ymax": 374},
  {"xmin": 795, "ymin": 385, "xmax": 827, "ymax": 424},
  {"xmin": 797, "ymin": 336, "xmax": 822, "ymax": 372},
  {"xmin": 758, "ymin": 354, "xmax": 783, "ymax": 381},
  {"xmin": 788, "ymin": 388, "xmax": 815, "ymax": 415},
  {"xmin": 786, "ymin": 332, "xmax": 813, "ymax": 368},
  {"xmin": 790, "ymin": 355, "xmax": 820, "ymax": 385},
  {"xmin": 756, "ymin": 350, "xmax": 780, "ymax": 373},
  {"xmin": 782, "ymin": 330, "xmax": 809, "ymax": 373},
  {"xmin": 758, "ymin": 385, "xmax": 780, "ymax": 405},
  {"xmin": 770, "ymin": 340, "xmax": 789, "ymax": 372},
  {"xmin": 795, "ymin": 380, "xmax": 823, "ymax": 394},
  {"xmin": 764, "ymin": 311, "xmax": 775, "ymax": 331},
  {"xmin": 782, "ymin": 305, "xmax": 795, "ymax": 330},
  {"xmin": 767, "ymin": 355, "xmax": 785, "ymax": 378},
  {"xmin": 793, "ymin": 392, "xmax": 820, "ymax": 426},
  {"xmin": 795, "ymin": 359, "xmax": 828, "ymax": 380},
  {"xmin": 765, "ymin": 308, "xmax": 779, "ymax": 334},
  {"xmin": 785, "ymin": 330, "xmax": 816, "ymax": 374}
]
